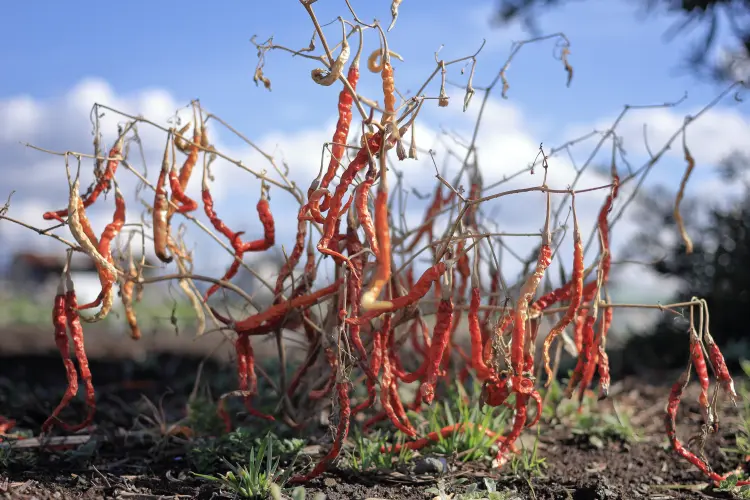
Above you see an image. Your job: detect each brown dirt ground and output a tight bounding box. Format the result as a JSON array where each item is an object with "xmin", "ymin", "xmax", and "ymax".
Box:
[{"xmin": 0, "ymin": 327, "xmax": 747, "ymax": 500}]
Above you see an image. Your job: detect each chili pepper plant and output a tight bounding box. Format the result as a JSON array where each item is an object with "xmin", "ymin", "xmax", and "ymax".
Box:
[{"xmin": 2, "ymin": 0, "xmax": 748, "ymax": 489}]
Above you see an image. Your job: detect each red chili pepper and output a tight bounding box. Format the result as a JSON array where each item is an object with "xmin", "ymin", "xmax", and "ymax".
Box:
[
  {"xmin": 420, "ymin": 297, "xmax": 453, "ymax": 405},
  {"xmin": 78, "ymin": 187, "xmax": 125, "ymax": 311},
  {"xmin": 690, "ymin": 330, "xmax": 711, "ymax": 426},
  {"xmin": 203, "ymin": 192, "xmax": 275, "ymax": 300},
  {"xmin": 541, "ymin": 197, "xmax": 583, "ymax": 384},
  {"xmin": 469, "ymin": 287, "xmax": 492, "ymax": 379},
  {"xmin": 168, "ymin": 124, "xmax": 200, "ymax": 220},
  {"xmin": 44, "ymin": 142, "xmax": 123, "ymax": 222},
  {"xmin": 511, "ymin": 244, "xmax": 552, "ymax": 377},
  {"xmin": 42, "ymin": 283, "xmax": 80, "ymax": 433},
  {"xmin": 65, "ymin": 284, "xmax": 96, "ymax": 431},
  {"xmin": 494, "ymin": 394, "xmax": 528, "ymax": 468},
  {"xmin": 382, "ymin": 422, "xmax": 515, "ymax": 454},
  {"xmin": 354, "ymin": 168, "xmax": 380, "ymax": 259},
  {"xmin": 290, "ymin": 381, "xmax": 351, "ymax": 483},
  {"xmin": 235, "ymin": 334, "xmax": 274, "ymax": 421},
  {"xmin": 347, "ymin": 262, "xmax": 446, "ymax": 325},
  {"xmin": 665, "ymin": 367, "xmax": 723, "ymax": 483},
  {"xmin": 565, "ymin": 315, "xmax": 595, "ymax": 398},
  {"xmin": 318, "ymin": 132, "xmax": 383, "ymax": 266},
  {"xmin": 704, "ymin": 331, "xmax": 737, "ymax": 403},
  {"xmin": 211, "ymin": 280, "xmax": 341, "ymax": 335}
]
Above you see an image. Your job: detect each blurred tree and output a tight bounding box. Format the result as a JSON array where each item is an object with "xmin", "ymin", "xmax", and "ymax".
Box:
[
  {"xmin": 492, "ymin": 0, "xmax": 750, "ymax": 83},
  {"xmin": 617, "ymin": 151, "xmax": 750, "ymax": 375}
]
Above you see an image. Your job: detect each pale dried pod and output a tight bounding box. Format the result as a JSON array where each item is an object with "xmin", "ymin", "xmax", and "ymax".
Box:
[{"xmin": 311, "ymin": 23, "xmax": 350, "ymax": 87}]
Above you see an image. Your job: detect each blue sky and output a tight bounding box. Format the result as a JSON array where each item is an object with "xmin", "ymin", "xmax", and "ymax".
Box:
[{"xmin": 1, "ymin": 0, "xmax": 748, "ymax": 328}]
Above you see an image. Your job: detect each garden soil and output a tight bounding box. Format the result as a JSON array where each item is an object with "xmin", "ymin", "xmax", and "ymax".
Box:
[{"xmin": 0, "ymin": 328, "xmax": 746, "ymax": 500}]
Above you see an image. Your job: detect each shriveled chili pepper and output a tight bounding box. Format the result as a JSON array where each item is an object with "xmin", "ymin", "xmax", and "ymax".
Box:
[
  {"xmin": 318, "ymin": 132, "xmax": 383, "ymax": 266},
  {"xmin": 354, "ymin": 167, "xmax": 380, "ymax": 259},
  {"xmin": 565, "ymin": 315, "xmax": 595, "ymax": 399},
  {"xmin": 665, "ymin": 366, "xmax": 723, "ymax": 483},
  {"xmin": 382, "ymin": 422, "xmax": 515, "ymax": 454},
  {"xmin": 78, "ymin": 186, "xmax": 125, "ymax": 323},
  {"xmin": 203, "ymin": 188, "xmax": 275, "ymax": 300},
  {"xmin": 690, "ymin": 329, "xmax": 711, "ymax": 426},
  {"xmin": 290, "ymin": 381, "xmax": 351, "ymax": 483},
  {"xmin": 494, "ymin": 394, "xmax": 528, "ymax": 468},
  {"xmin": 65, "ymin": 277, "xmax": 96, "ymax": 430},
  {"xmin": 469, "ymin": 286, "xmax": 493, "ymax": 380},
  {"xmin": 511, "ymin": 241, "xmax": 552, "ymax": 377},
  {"xmin": 211, "ymin": 280, "xmax": 342, "ymax": 335},
  {"xmin": 153, "ymin": 136, "xmax": 173, "ymax": 264},
  {"xmin": 273, "ymin": 206, "xmax": 308, "ymax": 299},
  {"xmin": 404, "ymin": 185, "xmax": 445, "ymax": 253},
  {"xmin": 44, "ymin": 139, "xmax": 124, "ymax": 222},
  {"xmin": 309, "ymin": 348, "xmax": 337, "ymax": 401},
  {"xmin": 168, "ymin": 122, "xmax": 200, "ymax": 220},
  {"xmin": 42, "ymin": 278, "xmax": 80, "ymax": 433},
  {"xmin": 420, "ymin": 293, "xmax": 454, "ymax": 405},
  {"xmin": 168, "ymin": 163, "xmax": 198, "ymax": 215},
  {"xmin": 120, "ymin": 252, "xmax": 141, "ymax": 340},
  {"xmin": 318, "ymin": 50, "xmax": 360, "ymax": 210},
  {"xmin": 542, "ymin": 197, "xmax": 583, "ymax": 385},
  {"xmin": 235, "ymin": 334, "xmax": 274, "ymax": 421},
  {"xmin": 352, "ymin": 328, "xmax": 383, "ymax": 416},
  {"xmin": 381, "ymin": 317, "xmax": 417, "ymax": 436},
  {"xmin": 703, "ymin": 329, "xmax": 737, "ymax": 404},
  {"xmin": 380, "ymin": 57, "xmax": 397, "ymax": 126},
  {"xmin": 361, "ymin": 179, "xmax": 392, "ymax": 311},
  {"xmin": 347, "ymin": 262, "xmax": 446, "ymax": 325}
]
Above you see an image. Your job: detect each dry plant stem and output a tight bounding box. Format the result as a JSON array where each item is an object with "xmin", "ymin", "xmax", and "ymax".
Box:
[
  {"xmin": 674, "ymin": 127, "xmax": 695, "ymax": 254},
  {"xmin": 89, "ymin": 104, "xmax": 291, "ymax": 192},
  {"xmin": 597, "ymin": 81, "xmax": 743, "ymax": 257}
]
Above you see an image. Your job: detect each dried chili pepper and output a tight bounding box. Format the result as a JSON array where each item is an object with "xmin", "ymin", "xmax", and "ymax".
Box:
[
  {"xmin": 360, "ymin": 181, "xmax": 392, "ymax": 311},
  {"xmin": 346, "ymin": 262, "xmax": 446, "ymax": 325},
  {"xmin": 541, "ymin": 197, "xmax": 583, "ymax": 385},
  {"xmin": 153, "ymin": 137, "xmax": 173, "ymax": 263},
  {"xmin": 290, "ymin": 381, "xmax": 351, "ymax": 483},
  {"xmin": 565, "ymin": 315, "xmax": 595, "ymax": 398},
  {"xmin": 381, "ymin": 317, "xmax": 417, "ymax": 436},
  {"xmin": 44, "ymin": 139, "xmax": 124, "ymax": 222},
  {"xmin": 234, "ymin": 334, "xmax": 274, "ymax": 421},
  {"xmin": 494, "ymin": 394, "xmax": 528, "ymax": 468},
  {"xmin": 78, "ymin": 186, "xmax": 125, "ymax": 323},
  {"xmin": 354, "ymin": 167, "xmax": 380, "ymax": 259},
  {"xmin": 202, "ymin": 188, "xmax": 275, "ymax": 300},
  {"xmin": 120, "ymin": 252, "xmax": 141, "ymax": 340},
  {"xmin": 703, "ymin": 328, "xmax": 737, "ymax": 404},
  {"xmin": 42, "ymin": 278, "xmax": 80, "ymax": 433},
  {"xmin": 65, "ymin": 282, "xmax": 96, "ymax": 429},
  {"xmin": 318, "ymin": 49, "xmax": 360, "ymax": 208},
  {"xmin": 690, "ymin": 328, "xmax": 711, "ymax": 426},
  {"xmin": 665, "ymin": 367, "xmax": 723, "ymax": 483},
  {"xmin": 318, "ymin": 132, "xmax": 383, "ymax": 266},
  {"xmin": 420, "ymin": 294, "xmax": 453, "ymax": 405},
  {"xmin": 511, "ymin": 231, "xmax": 552, "ymax": 377},
  {"xmin": 168, "ymin": 122, "xmax": 200, "ymax": 220},
  {"xmin": 211, "ymin": 280, "xmax": 341, "ymax": 335}
]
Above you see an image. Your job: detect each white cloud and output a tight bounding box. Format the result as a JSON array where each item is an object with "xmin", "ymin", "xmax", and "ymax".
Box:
[{"xmin": 1, "ymin": 77, "xmax": 748, "ymax": 342}]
